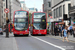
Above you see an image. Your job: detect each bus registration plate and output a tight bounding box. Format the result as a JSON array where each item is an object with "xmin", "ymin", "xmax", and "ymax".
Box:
[
  {"xmin": 20, "ymin": 34, "xmax": 23, "ymax": 35},
  {"xmin": 38, "ymin": 33, "xmax": 41, "ymax": 35}
]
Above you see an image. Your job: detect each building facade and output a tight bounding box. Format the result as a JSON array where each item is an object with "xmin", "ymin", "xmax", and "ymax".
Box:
[
  {"xmin": 2, "ymin": 0, "xmax": 21, "ymax": 26},
  {"xmin": 52, "ymin": 0, "xmax": 71, "ymax": 26},
  {"xmin": 69, "ymin": 0, "xmax": 75, "ymax": 25},
  {"xmin": 20, "ymin": 1, "xmax": 29, "ymax": 11},
  {"xmin": 0, "ymin": 0, "xmax": 3, "ymax": 27},
  {"xmin": 11, "ymin": 0, "xmax": 21, "ymax": 22},
  {"xmin": 43, "ymin": 0, "xmax": 52, "ymax": 23},
  {"xmin": 20, "ymin": 1, "xmax": 26, "ymax": 10},
  {"xmin": 29, "ymin": 8, "xmax": 38, "ymax": 14}
]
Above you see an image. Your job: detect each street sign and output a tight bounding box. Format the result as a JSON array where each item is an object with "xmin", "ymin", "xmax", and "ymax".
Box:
[{"xmin": 4, "ymin": 8, "xmax": 9, "ymax": 13}]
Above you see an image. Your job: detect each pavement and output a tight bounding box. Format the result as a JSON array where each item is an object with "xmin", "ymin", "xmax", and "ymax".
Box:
[
  {"xmin": 47, "ymin": 34, "xmax": 75, "ymax": 42},
  {"xmin": 0, "ymin": 32, "xmax": 18, "ymax": 50},
  {"xmin": 0, "ymin": 32, "xmax": 75, "ymax": 50}
]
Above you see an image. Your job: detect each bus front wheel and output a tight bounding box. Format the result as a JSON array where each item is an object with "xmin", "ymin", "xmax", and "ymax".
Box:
[
  {"xmin": 26, "ymin": 34, "xmax": 29, "ymax": 36},
  {"xmin": 14, "ymin": 34, "xmax": 17, "ymax": 37}
]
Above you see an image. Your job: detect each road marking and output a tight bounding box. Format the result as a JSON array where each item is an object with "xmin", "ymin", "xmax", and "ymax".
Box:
[
  {"xmin": 13, "ymin": 38, "xmax": 19, "ymax": 50},
  {"xmin": 32, "ymin": 36, "xmax": 65, "ymax": 50}
]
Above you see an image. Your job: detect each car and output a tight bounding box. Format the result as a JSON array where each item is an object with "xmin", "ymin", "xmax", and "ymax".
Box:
[{"xmin": 0, "ymin": 28, "xmax": 3, "ymax": 35}]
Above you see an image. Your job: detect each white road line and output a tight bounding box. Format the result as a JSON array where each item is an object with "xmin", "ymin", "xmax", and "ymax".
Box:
[{"xmin": 32, "ymin": 36, "xmax": 65, "ymax": 50}]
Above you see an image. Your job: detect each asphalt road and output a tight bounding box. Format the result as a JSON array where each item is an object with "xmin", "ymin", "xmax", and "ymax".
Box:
[{"xmin": 15, "ymin": 35, "xmax": 75, "ymax": 50}]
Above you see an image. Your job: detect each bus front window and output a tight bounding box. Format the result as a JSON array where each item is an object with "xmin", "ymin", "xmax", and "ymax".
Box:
[
  {"xmin": 33, "ymin": 23, "xmax": 46, "ymax": 30},
  {"xmin": 14, "ymin": 22, "xmax": 28, "ymax": 30},
  {"xmin": 14, "ymin": 18, "xmax": 28, "ymax": 30},
  {"xmin": 14, "ymin": 11, "xmax": 28, "ymax": 31}
]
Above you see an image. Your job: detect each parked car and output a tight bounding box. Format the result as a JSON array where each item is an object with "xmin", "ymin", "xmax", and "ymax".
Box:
[{"xmin": 0, "ymin": 28, "xmax": 3, "ymax": 35}]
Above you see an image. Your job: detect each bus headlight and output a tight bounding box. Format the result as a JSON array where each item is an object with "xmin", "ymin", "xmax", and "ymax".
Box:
[
  {"xmin": 34, "ymin": 30, "xmax": 35, "ymax": 32},
  {"xmin": 44, "ymin": 30, "xmax": 46, "ymax": 32},
  {"xmin": 15, "ymin": 32, "xmax": 17, "ymax": 34}
]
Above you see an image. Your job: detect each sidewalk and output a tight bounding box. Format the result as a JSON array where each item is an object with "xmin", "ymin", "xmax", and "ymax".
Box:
[
  {"xmin": 48, "ymin": 34, "xmax": 75, "ymax": 42},
  {"xmin": 0, "ymin": 32, "xmax": 18, "ymax": 50}
]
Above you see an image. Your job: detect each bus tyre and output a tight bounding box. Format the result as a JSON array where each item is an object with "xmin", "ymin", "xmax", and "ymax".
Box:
[
  {"xmin": 31, "ymin": 32, "xmax": 33, "ymax": 36},
  {"xmin": 26, "ymin": 34, "xmax": 29, "ymax": 36},
  {"xmin": 43, "ymin": 34, "xmax": 46, "ymax": 36},
  {"xmin": 1, "ymin": 32, "xmax": 3, "ymax": 35},
  {"xmin": 14, "ymin": 34, "xmax": 17, "ymax": 37}
]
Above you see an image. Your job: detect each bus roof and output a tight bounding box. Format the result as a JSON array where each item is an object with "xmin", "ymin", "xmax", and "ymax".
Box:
[
  {"xmin": 32, "ymin": 12, "xmax": 46, "ymax": 14},
  {"xmin": 14, "ymin": 10, "xmax": 29, "ymax": 13}
]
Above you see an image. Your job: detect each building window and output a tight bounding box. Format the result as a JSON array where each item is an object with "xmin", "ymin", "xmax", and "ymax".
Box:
[
  {"xmin": 2, "ymin": 16, "xmax": 3, "ymax": 18},
  {"xmin": 4, "ymin": 3, "xmax": 5, "ymax": 6},
  {"xmin": 4, "ymin": 14, "xmax": 5, "ymax": 17},
  {"xmin": 2, "ymin": 0, "xmax": 5, "ymax": 1},
  {"xmin": 57, "ymin": 8, "xmax": 59, "ymax": 17},
  {"xmin": 68, "ymin": 4, "xmax": 71, "ymax": 11},
  {"xmin": 64, "ymin": 0, "xmax": 70, "ymax": 1},
  {"xmin": 48, "ymin": 12, "xmax": 52, "ymax": 17},
  {"xmin": 56, "ymin": 8, "xmax": 57, "ymax": 18},
  {"xmin": 59, "ymin": 6, "xmax": 62, "ymax": 17},
  {"xmin": 54, "ymin": 9, "xmax": 55, "ymax": 18},
  {"xmin": 48, "ymin": 2, "xmax": 51, "ymax": 7},
  {"xmin": 56, "ymin": 8, "xmax": 59, "ymax": 18},
  {"xmin": 54, "ymin": 9, "xmax": 56, "ymax": 18},
  {"xmin": 63, "ymin": 5, "xmax": 65, "ymax": 14}
]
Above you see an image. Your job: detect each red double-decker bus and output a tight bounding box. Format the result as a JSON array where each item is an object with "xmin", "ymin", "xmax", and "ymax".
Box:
[
  {"xmin": 31, "ymin": 12, "xmax": 47, "ymax": 35},
  {"xmin": 13, "ymin": 10, "xmax": 29, "ymax": 36}
]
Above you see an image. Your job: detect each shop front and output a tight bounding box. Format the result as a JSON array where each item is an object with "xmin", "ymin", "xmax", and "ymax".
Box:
[
  {"xmin": 51, "ymin": 19, "xmax": 65, "ymax": 35},
  {"xmin": 69, "ymin": 13, "xmax": 75, "ymax": 26}
]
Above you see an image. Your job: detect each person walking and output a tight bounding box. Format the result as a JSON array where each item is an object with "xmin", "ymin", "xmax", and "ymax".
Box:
[
  {"xmin": 67, "ymin": 25, "xmax": 70, "ymax": 37},
  {"xmin": 59, "ymin": 25, "xmax": 64, "ymax": 37},
  {"xmin": 54, "ymin": 26, "xmax": 57, "ymax": 36},
  {"xmin": 57, "ymin": 26, "xmax": 60, "ymax": 36},
  {"xmin": 69, "ymin": 25, "xmax": 73, "ymax": 35},
  {"xmin": 62, "ymin": 26, "xmax": 69, "ymax": 42},
  {"xmin": 73, "ymin": 24, "xmax": 75, "ymax": 37}
]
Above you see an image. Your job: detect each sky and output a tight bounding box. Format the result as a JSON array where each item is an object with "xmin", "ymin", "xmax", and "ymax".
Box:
[{"xmin": 19, "ymin": 0, "xmax": 43, "ymax": 11}]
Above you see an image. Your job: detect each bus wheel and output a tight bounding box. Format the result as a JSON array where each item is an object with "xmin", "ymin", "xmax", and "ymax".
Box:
[
  {"xmin": 24, "ymin": 34, "xmax": 29, "ymax": 36},
  {"xmin": 26, "ymin": 34, "xmax": 29, "ymax": 36},
  {"xmin": 31, "ymin": 34, "xmax": 33, "ymax": 36},
  {"xmin": 14, "ymin": 34, "xmax": 17, "ymax": 37},
  {"xmin": 43, "ymin": 34, "xmax": 46, "ymax": 36}
]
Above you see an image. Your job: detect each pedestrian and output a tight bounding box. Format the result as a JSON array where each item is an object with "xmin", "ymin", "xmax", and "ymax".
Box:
[
  {"xmin": 67, "ymin": 25, "xmax": 70, "ymax": 37},
  {"xmin": 62, "ymin": 26, "xmax": 69, "ymax": 42},
  {"xmin": 73, "ymin": 24, "xmax": 75, "ymax": 37},
  {"xmin": 69, "ymin": 24, "xmax": 73, "ymax": 35},
  {"xmin": 57, "ymin": 26, "xmax": 60, "ymax": 36},
  {"xmin": 54, "ymin": 26, "xmax": 57, "ymax": 36},
  {"xmin": 10, "ymin": 22, "xmax": 13, "ymax": 33},
  {"xmin": 59, "ymin": 25, "xmax": 64, "ymax": 37}
]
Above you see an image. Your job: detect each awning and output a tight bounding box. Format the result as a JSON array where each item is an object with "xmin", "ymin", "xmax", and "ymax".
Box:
[{"xmin": 59, "ymin": 22, "xmax": 64, "ymax": 25}]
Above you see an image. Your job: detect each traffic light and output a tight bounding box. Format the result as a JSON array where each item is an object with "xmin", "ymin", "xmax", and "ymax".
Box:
[
  {"xmin": 63, "ymin": 14, "xmax": 68, "ymax": 20},
  {"xmin": 6, "ymin": 19, "xmax": 10, "ymax": 23},
  {"xmin": 48, "ymin": 14, "xmax": 50, "ymax": 17},
  {"xmin": 49, "ymin": 14, "xmax": 50, "ymax": 16}
]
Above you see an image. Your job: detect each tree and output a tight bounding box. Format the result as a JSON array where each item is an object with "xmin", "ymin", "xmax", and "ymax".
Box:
[{"xmin": 29, "ymin": 13, "xmax": 31, "ymax": 24}]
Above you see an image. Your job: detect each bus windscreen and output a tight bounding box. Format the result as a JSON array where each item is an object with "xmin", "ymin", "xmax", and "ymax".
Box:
[
  {"xmin": 15, "ymin": 11, "xmax": 28, "ymax": 18},
  {"xmin": 34, "ymin": 13, "xmax": 46, "ymax": 22},
  {"xmin": 14, "ymin": 11, "xmax": 28, "ymax": 30},
  {"xmin": 33, "ymin": 13, "xmax": 46, "ymax": 30},
  {"xmin": 14, "ymin": 22, "xmax": 28, "ymax": 30},
  {"xmin": 33, "ymin": 23, "xmax": 46, "ymax": 29}
]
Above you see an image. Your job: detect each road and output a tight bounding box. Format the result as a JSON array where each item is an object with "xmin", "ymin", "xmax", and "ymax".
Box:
[{"xmin": 15, "ymin": 35, "xmax": 75, "ymax": 50}]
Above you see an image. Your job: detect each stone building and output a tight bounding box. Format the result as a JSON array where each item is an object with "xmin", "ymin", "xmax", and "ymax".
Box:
[{"xmin": 0, "ymin": 0, "xmax": 3, "ymax": 26}]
